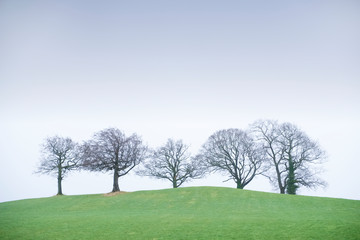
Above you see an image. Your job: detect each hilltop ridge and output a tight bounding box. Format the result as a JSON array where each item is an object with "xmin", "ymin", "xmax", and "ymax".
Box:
[{"xmin": 0, "ymin": 187, "xmax": 359, "ymax": 239}]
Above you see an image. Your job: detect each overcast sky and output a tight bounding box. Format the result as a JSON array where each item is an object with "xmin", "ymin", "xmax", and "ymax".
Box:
[{"xmin": 1, "ymin": 0, "xmax": 359, "ymax": 202}]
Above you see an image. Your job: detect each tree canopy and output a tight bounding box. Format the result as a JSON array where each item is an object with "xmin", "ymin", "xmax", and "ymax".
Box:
[
  {"xmin": 251, "ymin": 120, "xmax": 326, "ymax": 194},
  {"xmin": 80, "ymin": 128, "xmax": 147, "ymax": 192},
  {"xmin": 198, "ymin": 128, "xmax": 265, "ymax": 189},
  {"xmin": 138, "ymin": 139, "xmax": 204, "ymax": 188}
]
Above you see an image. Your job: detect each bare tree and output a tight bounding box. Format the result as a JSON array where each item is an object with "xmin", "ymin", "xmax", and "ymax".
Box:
[
  {"xmin": 278, "ymin": 122, "xmax": 327, "ymax": 194},
  {"xmin": 198, "ymin": 129, "xmax": 265, "ymax": 189},
  {"xmin": 36, "ymin": 136, "xmax": 80, "ymax": 195},
  {"xmin": 252, "ymin": 120, "xmax": 327, "ymax": 195},
  {"xmin": 251, "ymin": 120, "xmax": 287, "ymax": 193},
  {"xmin": 138, "ymin": 139, "xmax": 204, "ymax": 188},
  {"xmin": 80, "ymin": 128, "xmax": 147, "ymax": 192}
]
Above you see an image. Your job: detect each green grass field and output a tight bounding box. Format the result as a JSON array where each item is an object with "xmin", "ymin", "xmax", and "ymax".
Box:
[{"xmin": 0, "ymin": 187, "xmax": 359, "ymax": 239}]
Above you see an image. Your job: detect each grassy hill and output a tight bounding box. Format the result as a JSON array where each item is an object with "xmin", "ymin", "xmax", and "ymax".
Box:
[{"xmin": 0, "ymin": 187, "xmax": 359, "ymax": 239}]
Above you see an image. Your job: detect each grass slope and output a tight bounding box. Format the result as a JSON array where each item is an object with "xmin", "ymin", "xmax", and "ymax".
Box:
[{"xmin": 0, "ymin": 187, "xmax": 359, "ymax": 240}]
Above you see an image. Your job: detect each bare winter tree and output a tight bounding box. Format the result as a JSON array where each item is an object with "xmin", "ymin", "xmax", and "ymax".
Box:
[
  {"xmin": 36, "ymin": 136, "xmax": 80, "ymax": 195},
  {"xmin": 137, "ymin": 139, "xmax": 204, "ymax": 188},
  {"xmin": 278, "ymin": 122, "xmax": 327, "ymax": 194},
  {"xmin": 252, "ymin": 120, "xmax": 327, "ymax": 195},
  {"xmin": 80, "ymin": 128, "xmax": 147, "ymax": 192},
  {"xmin": 251, "ymin": 120, "xmax": 287, "ymax": 194},
  {"xmin": 198, "ymin": 129, "xmax": 265, "ymax": 189}
]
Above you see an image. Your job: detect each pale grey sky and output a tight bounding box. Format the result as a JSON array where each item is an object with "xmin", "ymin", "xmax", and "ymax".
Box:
[{"xmin": 1, "ymin": 0, "xmax": 359, "ymax": 202}]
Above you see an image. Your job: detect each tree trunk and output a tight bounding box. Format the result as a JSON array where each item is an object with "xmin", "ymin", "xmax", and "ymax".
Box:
[
  {"xmin": 286, "ymin": 158, "xmax": 298, "ymax": 195},
  {"xmin": 112, "ymin": 169, "xmax": 120, "ymax": 192},
  {"xmin": 236, "ymin": 181, "xmax": 244, "ymax": 189},
  {"xmin": 57, "ymin": 167, "xmax": 63, "ymax": 195},
  {"xmin": 275, "ymin": 163, "xmax": 284, "ymax": 194},
  {"xmin": 57, "ymin": 177, "xmax": 63, "ymax": 195},
  {"xmin": 172, "ymin": 180, "xmax": 178, "ymax": 188}
]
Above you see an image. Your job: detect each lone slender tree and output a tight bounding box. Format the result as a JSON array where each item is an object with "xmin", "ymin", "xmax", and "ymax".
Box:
[
  {"xmin": 36, "ymin": 136, "xmax": 80, "ymax": 195},
  {"xmin": 80, "ymin": 128, "xmax": 147, "ymax": 192},
  {"xmin": 138, "ymin": 139, "xmax": 204, "ymax": 188},
  {"xmin": 198, "ymin": 129, "xmax": 265, "ymax": 189},
  {"xmin": 252, "ymin": 120, "xmax": 327, "ymax": 195}
]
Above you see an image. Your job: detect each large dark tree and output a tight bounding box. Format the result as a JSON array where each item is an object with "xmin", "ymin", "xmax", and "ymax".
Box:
[
  {"xmin": 80, "ymin": 128, "xmax": 147, "ymax": 192},
  {"xmin": 137, "ymin": 139, "xmax": 204, "ymax": 188},
  {"xmin": 252, "ymin": 120, "xmax": 327, "ymax": 195},
  {"xmin": 198, "ymin": 129, "xmax": 265, "ymax": 189},
  {"xmin": 36, "ymin": 136, "xmax": 80, "ymax": 195}
]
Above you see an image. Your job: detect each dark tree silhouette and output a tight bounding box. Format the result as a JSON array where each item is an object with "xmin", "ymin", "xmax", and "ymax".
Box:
[
  {"xmin": 138, "ymin": 139, "xmax": 204, "ymax": 188},
  {"xmin": 252, "ymin": 120, "xmax": 327, "ymax": 195},
  {"xmin": 80, "ymin": 128, "xmax": 147, "ymax": 192},
  {"xmin": 198, "ymin": 129, "xmax": 265, "ymax": 189},
  {"xmin": 36, "ymin": 136, "xmax": 80, "ymax": 195}
]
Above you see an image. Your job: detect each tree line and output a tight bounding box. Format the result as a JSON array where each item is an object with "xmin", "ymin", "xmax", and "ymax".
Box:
[{"xmin": 36, "ymin": 119, "xmax": 327, "ymax": 196}]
